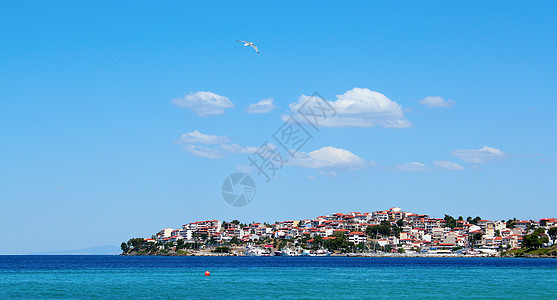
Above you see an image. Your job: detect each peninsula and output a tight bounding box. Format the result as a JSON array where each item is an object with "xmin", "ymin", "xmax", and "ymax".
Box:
[{"xmin": 121, "ymin": 207, "xmax": 557, "ymax": 257}]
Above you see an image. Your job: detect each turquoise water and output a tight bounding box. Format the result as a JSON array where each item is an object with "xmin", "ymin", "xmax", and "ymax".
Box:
[{"xmin": 0, "ymin": 256, "xmax": 556, "ymax": 299}]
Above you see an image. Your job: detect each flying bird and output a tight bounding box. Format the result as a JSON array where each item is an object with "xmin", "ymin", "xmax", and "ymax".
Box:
[{"xmin": 236, "ymin": 40, "xmax": 259, "ymax": 54}]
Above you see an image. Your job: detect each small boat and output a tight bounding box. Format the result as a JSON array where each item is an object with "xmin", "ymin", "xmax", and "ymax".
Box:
[
  {"xmin": 301, "ymin": 249, "xmax": 331, "ymax": 257},
  {"xmin": 274, "ymin": 248, "xmax": 301, "ymax": 256},
  {"xmin": 245, "ymin": 246, "xmax": 271, "ymax": 256},
  {"xmin": 312, "ymin": 249, "xmax": 331, "ymax": 257}
]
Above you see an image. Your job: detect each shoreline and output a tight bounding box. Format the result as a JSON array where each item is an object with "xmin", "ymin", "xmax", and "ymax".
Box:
[{"xmin": 120, "ymin": 252, "xmax": 556, "ymax": 258}]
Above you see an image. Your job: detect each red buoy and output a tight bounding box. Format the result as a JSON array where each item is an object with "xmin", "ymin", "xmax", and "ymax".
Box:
[{"xmin": 205, "ymin": 271, "xmax": 210, "ymax": 276}]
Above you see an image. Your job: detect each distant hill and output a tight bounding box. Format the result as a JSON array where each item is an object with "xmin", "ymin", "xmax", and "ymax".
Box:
[{"xmin": 31, "ymin": 245, "xmax": 121, "ymax": 255}]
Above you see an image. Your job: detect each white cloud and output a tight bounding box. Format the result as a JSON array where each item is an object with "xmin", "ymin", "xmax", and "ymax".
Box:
[
  {"xmin": 394, "ymin": 162, "xmax": 429, "ymax": 172},
  {"xmin": 288, "ymin": 146, "xmax": 366, "ymax": 170},
  {"xmin": 286, "ymin": 88, "xmax": 411, "ymax": 128},
  {"xmin": 434, "ymin": 160, "xmax": 464, "ymax": 171},
  {"xmin": 171, "ymin": 91, "xmax": 234, "ymax": 116},
  {"xmin": 245, "ymin": 98, "xmax": 276, "ymax": 114},
  {"xmin": 220, "ymin": 143, "xmax": 258, "ymax": 154},
  {"xmin": 183, "ymin": 144, "xmax": 223, "ymax": 159},
  {"xmin": 451, "ymin": 146, "xmax": 506, "ymax": 164},
  {"xmin": 175, "ymin": 130, "xmax": 229, "ymax": 145},
  {"xmin": 175, "ymin": 130, "xmax": 255, "ymax": 159},
  {"xmin": 419, "ymin": 96, "xmax": 456, "ymax": 108},
  {"xmin": 237, "ymin": 164, "xmax": 255, "ymax": 174},
  {"xmin": 317, "ymin": 170, "xmax": 339, "ymax": 177}
]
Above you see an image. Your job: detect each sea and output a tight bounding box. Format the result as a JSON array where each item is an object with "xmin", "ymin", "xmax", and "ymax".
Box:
[{"xmin": 0, "ymin": 256, "xmax": 556, "ymax": 299}]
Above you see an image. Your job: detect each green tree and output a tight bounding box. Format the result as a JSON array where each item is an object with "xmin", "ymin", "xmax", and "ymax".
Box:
[
  {"xmin": 300, "ymin": 234, "xmax": 311, "ymax": 244},
  {"xmin": 444, "ymin": 214, "xmax": 457, "ymax": 229},
  {"xmin": 470, "ymin": 232, "xmax": 482, "ymax": 246},
  {"xmin": 324, "ymin": 232, "xmax": 348, "ymax": 252},
  {"xmin": 213, "ymin": 246, "xmax": 230, "ymax": 253},
  {"xmin": 176, "ymin": 239, "xmax": 185, "ymax": 249},
  {"xmin": 523, "ymin": 234, "xmax": 540, "ymax": 249},
  {"xmin": 506, "ymin": 218, "xmax": 516, "ymax": 229},
  {"xmin": 523, "ymin": 228, "xmax": 548, "ymax": 249},
  {"xmin": 379, "ymin": 221, "xmax": 392, "ymax": 236},
  {"xmin": 391, "ymin": 226, "xmax": 403, "ymax": 238},
  {"xmin": 548, "ymin": 227, "xmax": 557, "ymax": 245},
  {"xmin": 466, "ymin": 216, "xmax": 482, "ymax": 225},
  {"xmin": 533, "ymin": 227, "xmax": 545, "ymax": 236},
  {"xmin": 312, "ymin": 236, "xmax": 324, "ymax": 250},
  {"xmin": 366, "ymin": 222, "xmax": 391, "ymax": 239},
  {"xmin": 128, "ymin": 238, "xmax": 145, "ymax": 248},
  {"xmin": 121, "ymin": 242, "xmax": 129, "ymax": 253},
  {"xmin": 145, "ymin": 242, "xmax": 156, "ymax": 252},
  {"xmin": 332, "ymin": 231, "xmax": 346, "ymax": 239},
  {"xmin": 366, "ymin": 225, "xmax": 377, "ymax": 238}
]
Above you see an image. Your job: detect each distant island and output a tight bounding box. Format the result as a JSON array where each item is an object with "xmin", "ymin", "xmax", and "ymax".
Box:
[
  {"xmin": 33, "ymin": 245, "xmax": 121, "ymax": 255},
  {"xmin": 121, "ymin": 207, "xmax": 557, "ymax": 257}
]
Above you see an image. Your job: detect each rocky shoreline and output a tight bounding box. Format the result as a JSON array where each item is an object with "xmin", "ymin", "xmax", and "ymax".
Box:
[{"xmin": 121, "ymin": 251, "xmax": 557, "ymax": 258}]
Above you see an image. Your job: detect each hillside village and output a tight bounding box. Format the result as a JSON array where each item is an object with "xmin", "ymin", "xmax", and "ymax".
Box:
[{"xmin": 122, "ymin": 207, "xmax": 557, "ymax": 256}]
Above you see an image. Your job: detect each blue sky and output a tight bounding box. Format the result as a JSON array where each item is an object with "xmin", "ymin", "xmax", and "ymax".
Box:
[{"xmin": 1, "ymin": 1, "xmax": 556, "ymax": 254}]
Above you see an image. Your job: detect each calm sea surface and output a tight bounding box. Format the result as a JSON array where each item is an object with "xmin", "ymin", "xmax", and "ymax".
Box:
[{"xmin": 0, "ymin": 256, "xmax": 556, "ymax": 299}]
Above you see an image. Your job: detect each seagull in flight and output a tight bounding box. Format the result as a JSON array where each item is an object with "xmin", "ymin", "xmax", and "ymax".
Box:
[{"xmin": 236, "ymin": 40, "xmax": 259, "ymax": 54}]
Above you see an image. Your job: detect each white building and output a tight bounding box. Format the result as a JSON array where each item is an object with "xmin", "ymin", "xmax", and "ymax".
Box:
[{"xmin": 348, "ymin": 231, "xmax": 367, "ymax": 245}]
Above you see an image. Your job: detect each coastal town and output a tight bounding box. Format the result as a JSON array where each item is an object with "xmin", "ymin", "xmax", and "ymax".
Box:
[{"xmin": 121, "ymin": 207, "xmax": 557, "ymax": 257}]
